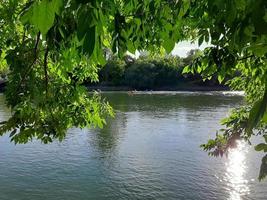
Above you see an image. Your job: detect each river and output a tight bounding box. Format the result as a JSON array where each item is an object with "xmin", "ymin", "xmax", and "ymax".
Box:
[{"xmin": 0, "ymin": 92, "xmax": 266, "ymax": 200}]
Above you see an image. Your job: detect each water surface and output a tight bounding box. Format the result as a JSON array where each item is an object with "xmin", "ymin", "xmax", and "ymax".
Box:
[{"xmin": 0, "ymin": 92, "xmax": 266, "ymax": 200}]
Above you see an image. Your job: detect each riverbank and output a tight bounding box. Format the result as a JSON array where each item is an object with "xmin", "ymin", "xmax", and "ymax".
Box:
[
  {"xmin": 0, "ymin": 81, "xmax": 229, "ymax": 93},
  {"xmin": 86, "ymin": 84, "xmax": 229, "ymax": 92}
]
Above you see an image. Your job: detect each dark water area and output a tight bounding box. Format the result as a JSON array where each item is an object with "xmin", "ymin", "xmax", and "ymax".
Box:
[{"xmin": 0, "ymin": 92, "xmax": 266, "ymax": 200}]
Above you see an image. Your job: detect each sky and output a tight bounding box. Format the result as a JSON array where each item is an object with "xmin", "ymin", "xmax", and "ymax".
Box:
[
  {"xmin": 133, "ymin": 41, "xmax": 210, "ymax": 58},
  {"xmin": 171, "ymin": 41, "xmax": 210, "ymax": 57}
]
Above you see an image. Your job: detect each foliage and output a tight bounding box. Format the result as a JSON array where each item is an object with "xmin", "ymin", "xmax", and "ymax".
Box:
[
  {"xmin": 181, "ymin": 0, "xmax": 267, "ymax": 180},
  {"xmin": 0, "ymin": 51, "xmax": 9, "ymax": 79},
  {"xmin": 0, "ymin": 0, "xmax": 266, "ymax": 179},
  {"xmin": 97, "ymin": 54, "xmax": 200, "ymax": 89},
  {"xmin": 0, "ymin": 0, "xmax": 115, "ymax": 144},
  {"xmin": 98, "ymin": 54, "xmax": 126, "ymax": 86},
  {"xmin": 125, "ymin": 62, "xmax": 157, "ymax": 89},
  {"xmin": 124, "ymin": 55, "xmax": 184, "ymax": 89}
]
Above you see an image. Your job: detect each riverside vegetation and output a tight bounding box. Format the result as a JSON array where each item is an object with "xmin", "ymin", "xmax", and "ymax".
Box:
[{"xmin": 94, "ymin": 50, "xmax": 224, "ymax": 90}]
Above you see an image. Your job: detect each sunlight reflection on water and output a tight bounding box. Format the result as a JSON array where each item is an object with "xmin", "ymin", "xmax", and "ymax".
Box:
[{"xmin": 225, "ymin": 140, "xmax": 250, "ymax": 200}]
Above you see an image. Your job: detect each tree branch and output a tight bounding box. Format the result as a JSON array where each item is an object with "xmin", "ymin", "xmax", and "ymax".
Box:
[
  {"xmin": 44, "ymin": 46, "xmax": 49, "ymax": 97},
  {"xmin": 20, "ymin": 32, "xmax": 41, "ymax": 86}
]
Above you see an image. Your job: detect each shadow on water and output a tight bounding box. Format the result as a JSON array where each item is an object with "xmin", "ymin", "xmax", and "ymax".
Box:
[{"xmin": 89, "ymin": 111, "xmax": 127, "ymax": 156}]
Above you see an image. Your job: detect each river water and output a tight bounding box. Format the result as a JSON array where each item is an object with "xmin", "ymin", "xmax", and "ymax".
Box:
[{"xmin": 0, "ymin": 92, "xmax": 266, "ymax": 200}]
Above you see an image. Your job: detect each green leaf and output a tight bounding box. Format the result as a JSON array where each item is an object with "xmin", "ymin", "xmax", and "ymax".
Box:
[
  {"xmin": 20, "ymin": 6, "xmax": 34, "ymax": 24},
  {"xmin": 247, "ymin": 88, "xmax": 267, "ymax": 133},
  {"xmin": 31, "ymin": 0, "xmax": 56, "ymax": 36},
  {"xmin": 178, "ymin": 0, "xmax": 190, "ymax": 17},
  {"xmin": 163, "ymin": 38, "xmax": 175, "ymax": 54},
  {"xmin": 255, "ymin": 143, "xmax": 267, "ymax": 152},
  {"xmin": 50, "ymin": 0, "xmax": 63, "ymax": 15},
  {"xmin": 182, "ymin": 66, "xmax": 190, "ymax": 74},
  {"xmin": 247, "ymin": 43, "xmax": 267, "ymax": 57},
  {"xmin": 77, "ymin": 8, "xmax": 90, "ymax": 40},
  {"xmin": 77, "ymin": 6, "xmax": 96, "ymax": 41},
  {"xmin": 127, "ymin": 41, "xmax": 136, "ymax": 54},
  {"xmin": 263, "ymin": 112, "xmax": 267, "ymax": 123},
  {"xmin": 82, "ymin": 26, "xmax": 96, "ymax": 57},
  {"xmin": 197, "ymin": 65, "xmax": 202, "ymax": 73},
  {"xmin": 236, "ymin": 0, "xmax": 246, "ymax": 10},
  {"xmin": 259, "ymin": 155, "xmax": 267, "ymax": 181},
  {"xmin": 9, "ymin": 129, "xmax": 17, "ymax": 138},
  {"xmin": 218, "ymin": 74, "xmax": 224, "ymax": 84}
]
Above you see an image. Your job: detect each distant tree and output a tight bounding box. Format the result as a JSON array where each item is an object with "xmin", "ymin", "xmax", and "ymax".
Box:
[{"xmin": 99, "ymin": 54, "xmax": 126, "ymax": 85}]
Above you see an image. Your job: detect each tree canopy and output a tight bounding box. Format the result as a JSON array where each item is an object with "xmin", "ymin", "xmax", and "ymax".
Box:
[{"xmin": 0, "ymin": 0, "xmax": 266, "ymax": 179}]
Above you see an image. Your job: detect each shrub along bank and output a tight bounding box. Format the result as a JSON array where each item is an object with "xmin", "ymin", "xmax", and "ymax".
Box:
[{"xmin": 93, "ymin": 53, "xmax": 224, "ymax": 90}]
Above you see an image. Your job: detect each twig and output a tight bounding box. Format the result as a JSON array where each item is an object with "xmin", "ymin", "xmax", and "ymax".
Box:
[
  {"xmin": 20, "ymin": 31, "xmax": 41, "ymax": 86},
  {"xmin": 25, "ymin": 31, "xmax": 41, "ymax": 74},
  {"xmin": 22, "ymin": 28, "xmax": 26, "ymax": 44},
  {"xmin": 43, "ymin": 46, "xmax": 49, "ymax": 97}
]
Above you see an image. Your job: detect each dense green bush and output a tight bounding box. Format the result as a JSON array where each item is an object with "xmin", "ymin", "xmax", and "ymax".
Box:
[
  {"xmin": 95, "ymin": 51, "xmax": 221, "ymax": 89},
  {"xmin": 150, "ymin": 58, "xmax": 184, "ymax": 86},
  {"xmin": 99, "ymin": 56, "xmax": 126, "ymax": 86},
  {"xmin": 124, "ymin": 62, "xmax": 158, "ymax": 89},
  {"xmin": 124, "ymin": 57, "xmax": 184, "ymax": 89}
]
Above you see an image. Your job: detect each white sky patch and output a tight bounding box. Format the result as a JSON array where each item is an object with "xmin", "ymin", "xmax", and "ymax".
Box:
[
  {"xmin": 128, "ymin": 41, "xmax": 211, "ymax": 58},
  {"xmin": 171, "ymin": 41, "xmax": 210, "ymax": 57}
]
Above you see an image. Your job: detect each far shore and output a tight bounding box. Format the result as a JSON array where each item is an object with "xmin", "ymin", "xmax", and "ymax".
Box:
[
  {"xmin": 86, "ymin": 85, "xmax": 230, "ymax": 92},
  {"xmin": 0, "ymin": 80, "xmax": 229, "ymax": 93}
]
